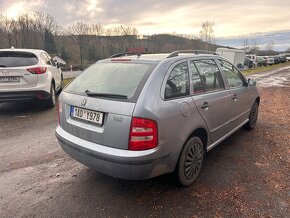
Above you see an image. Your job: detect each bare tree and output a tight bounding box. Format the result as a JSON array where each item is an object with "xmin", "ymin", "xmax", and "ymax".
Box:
[
  {"xmin": 66, "ymin": 22, "xmax": 95, "ymax": 68},
  {"xmin": 266, "ymin": 40, "xmax": 274, "ymax": 51},
  {"xmin": 17, "ymin": 13, "xmax": 35, "ymax": 48},
  {"xmin": 33, "ymin": 12, "xmax": 59, "ymax": 37},
  {"xmin": 243, "ymin": 38, "xmax": 249, "ymax": 47},
  {"xmin": 0, "ymin": 14, "xmax": 18, "ymax": 47},
  {"xmin": 250, "ymin": 40, "xmax": 259, "ymax": 54},
  {"xmin": 199, "ymin": 21, "xmax": 215, "ymax": 50}
]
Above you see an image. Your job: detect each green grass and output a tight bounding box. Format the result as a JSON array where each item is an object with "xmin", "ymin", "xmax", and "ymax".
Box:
[
  {"xmin": 63, "ymin": 78, "xmax": 74, "ymax": 86},
  {"xmin": 242, "ymin": 61, "xmax": 290, "ymax": 76}
]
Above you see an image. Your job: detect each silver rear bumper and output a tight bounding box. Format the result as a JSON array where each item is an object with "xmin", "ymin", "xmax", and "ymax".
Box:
[{"xmin": 55, "ymin": 126, "xmax": 171, "ymax": 180}]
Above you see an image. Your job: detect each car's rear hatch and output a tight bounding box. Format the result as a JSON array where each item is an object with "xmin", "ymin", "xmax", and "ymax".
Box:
[
  {"xmin": 59, "ymin": 60, "xmax": 157, "ymax": 150},
  {"xmin": 0, "ymin": 51, "xmax": 38, "ymax": 89}
]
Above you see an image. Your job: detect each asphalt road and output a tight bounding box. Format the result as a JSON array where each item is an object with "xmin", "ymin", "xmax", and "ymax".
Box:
[{"xmin": 0, "ymin": 67, "xmax": 289, "ymax": 217}]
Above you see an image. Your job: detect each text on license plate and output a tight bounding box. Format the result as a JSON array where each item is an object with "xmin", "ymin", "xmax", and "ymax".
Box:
[
  {"xmin": 0, "ymin": 76, "xmax": 20, "ymax": 83},
  {"xmin": 71, "ymin": 106, "xmax": 103, "ymax": 125}
]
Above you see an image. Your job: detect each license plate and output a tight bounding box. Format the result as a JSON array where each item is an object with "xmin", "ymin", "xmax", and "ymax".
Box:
[
  {"xmin": 71, "ymin": 106, "xmax": 103, "ymax": 125},
  {"xmin": 0, "ymin": 76, "xmax": 20, "ymax": 83}
]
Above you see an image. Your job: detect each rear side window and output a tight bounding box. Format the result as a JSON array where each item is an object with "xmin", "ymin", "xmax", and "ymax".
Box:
[
  {"xmin": 165, "ymin": 61, "xmax": 190, "ymax": 99},
  {"xmin": 193, "ymin": 59, "xmax": 224, "ymax": 92},
  {"xmin": 65, "ymin": 62, "xmax": 156, "ymax": 101},
  {"xmin": 218, "ymin": 59, "xmax": 244, "ymax": 88},
  {"xmin": 0, "ymin": 52, "xmax": 38, "ymax": 67}
]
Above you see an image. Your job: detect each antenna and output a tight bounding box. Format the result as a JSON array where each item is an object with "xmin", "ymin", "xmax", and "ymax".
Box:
[{"xmin": 120, "ymin": 25, "xmax": 141, "ymax": 57}]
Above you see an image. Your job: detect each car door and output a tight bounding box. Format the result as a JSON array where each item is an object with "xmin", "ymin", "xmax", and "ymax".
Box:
[
  {"xmin": 217, "ymin": 59, "xmax": 251, "ymax": 130},
  {"xmin": 161, "ymin": 60, "xmax": 199, "ymax": 142},
  {"xmin": 190, "ymin": 59, "xmax": 232, "ymax": 143}
]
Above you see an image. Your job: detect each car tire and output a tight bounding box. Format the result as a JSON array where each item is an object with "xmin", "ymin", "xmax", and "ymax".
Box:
[
  {"xmin": 244, "ymin": 101, "xmax": 259, "ymax": 130},
  {"xmin": 44, "ymin": 83, "xmax": 56, "ymax": 108},
  {"xmin": 176, "ymin": 136, "xmax": 204, "ymax": 186},
  {"xmin": 57, "ymin": 75, "xmax": 64, "ymax": 95}
]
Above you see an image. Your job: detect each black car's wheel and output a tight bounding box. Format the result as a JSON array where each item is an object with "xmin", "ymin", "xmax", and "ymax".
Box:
[
  {"xmin": 176, "ymin": 136, "xmax": 204, "ymax": 186},
  {"xmin": 244, "ymin": 101, "xmax": 259, "ymax": 130},
  {"xmin": 44, "ymin": 83, "xmax": 56, "ymax": 108}
]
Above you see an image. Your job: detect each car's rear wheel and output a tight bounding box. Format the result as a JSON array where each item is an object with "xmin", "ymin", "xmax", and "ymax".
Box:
[
  {"xmin": 43, "ymin": 83, "xmax": 56, "ymax": 108},
  {"xmin": 57, "ymin": 75, "xmax": 64, "ymax": 94},
  {"xmin": 244, "ymin": 101, "xmax": 259, "ymax": 130},
  {"xmin": 176, "ymin": 136, "xmax": 204, "ymax": 186}
]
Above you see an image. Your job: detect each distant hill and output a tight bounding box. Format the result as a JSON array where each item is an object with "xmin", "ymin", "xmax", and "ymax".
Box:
[{"xmin": 55, "ymin": 33, "xmax": 226, "ymax": 67}]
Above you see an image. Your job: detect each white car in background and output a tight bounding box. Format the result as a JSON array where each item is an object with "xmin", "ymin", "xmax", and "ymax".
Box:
[
  {"xmin": 0, "ymin": 48, "xmax": 63, "ymax": 108},
  {"xmin": 245, "ymin": 54, "xmax": 257, "ymax": 67},
  {"xmin": 263, "ymin": 56, "xmax": 275, "ymax": 66}
]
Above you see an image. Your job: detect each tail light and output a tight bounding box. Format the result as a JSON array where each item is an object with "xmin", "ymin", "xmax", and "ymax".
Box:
[
  {"xmin": 27, "ymin": 67, "xmax": 47, "ymax": 74},
  {"xmin": 129, "ymin": 117, "xmax": 158, "ymax": 150}
]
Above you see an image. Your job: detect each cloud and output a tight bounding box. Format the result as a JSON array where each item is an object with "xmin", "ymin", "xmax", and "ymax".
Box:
[
  {"xmin": 0, "ymin": 0, "xmax": 45, "ymax": 17},
  {"xmin": 216, "ymin": 30, "xmax": 290, "ymax": 51},
  {"xmin": 1, "ymin": 0, "xmax": 290, "ymax": 50}
]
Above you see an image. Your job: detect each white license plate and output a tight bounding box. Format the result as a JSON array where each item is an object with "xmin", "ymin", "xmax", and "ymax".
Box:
[
  {"xmin": 71, "ymin": 106, "xmax": 103, "ymax": 125},
  {"xmin": 0, "ymin": 76, "xmax": 20, "ymax": 83}
]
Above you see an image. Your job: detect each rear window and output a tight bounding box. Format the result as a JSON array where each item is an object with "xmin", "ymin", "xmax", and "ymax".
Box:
[
  {"xmin": 65, "ymin": 62, "xmax": 157, "ymax": 101},
  {"xmin": 0, "ymin": 51, "xmax": 38, "ymax": 67}
]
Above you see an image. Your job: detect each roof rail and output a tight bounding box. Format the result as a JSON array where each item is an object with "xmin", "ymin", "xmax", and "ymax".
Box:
[
  {"xmin": 110, "ymin": 52, "xmax": 140, "ymax": 58},
  {"xmin": 167, "ymin": 50, "xmax": 218, "ymax": 58}
]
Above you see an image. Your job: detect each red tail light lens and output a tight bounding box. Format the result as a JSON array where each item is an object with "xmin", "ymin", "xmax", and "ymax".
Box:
[
  {"xmin": 129, "ymin": 117, "xmax": 158, "ymax": 151},
  {"xmin": 27, "ymin": 67, "xmax": 47, "ymax": 74}
]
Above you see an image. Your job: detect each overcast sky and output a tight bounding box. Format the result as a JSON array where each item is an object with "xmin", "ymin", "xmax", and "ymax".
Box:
[{"xmin": 1, "ymin": 0, "xmax": 290, "ymax": 50}]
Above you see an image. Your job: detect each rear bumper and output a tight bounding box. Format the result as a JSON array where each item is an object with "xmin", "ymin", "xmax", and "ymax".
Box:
[
  {"xmin": 0, "ymin": 91, "xmax": 50, "ymax": 102},
  {"xmin": 55, "ymin": 126, "xmax": 171, "ymax": 180}
]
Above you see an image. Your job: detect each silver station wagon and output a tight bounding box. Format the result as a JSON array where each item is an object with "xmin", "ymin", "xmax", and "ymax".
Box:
[{"xmin": 56, "ymin": 50, "xmax": 260, "ymax": 186}]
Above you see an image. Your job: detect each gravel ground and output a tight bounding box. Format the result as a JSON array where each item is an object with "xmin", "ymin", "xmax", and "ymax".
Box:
[{"xmin": 0, "ymin": 67, "xmax": 289, "ymax": 217}]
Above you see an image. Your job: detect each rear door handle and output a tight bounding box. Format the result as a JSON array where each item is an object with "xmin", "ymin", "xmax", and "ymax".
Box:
[{"xmin": 201, "ymin": 102, "xmax": 209, "ymax": 109}]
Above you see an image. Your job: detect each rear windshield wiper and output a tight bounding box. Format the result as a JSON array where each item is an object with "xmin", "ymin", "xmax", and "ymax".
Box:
[
  {"xmin": 0, "ymin": 64, "xmax": 7, "ymax": 67},
  {"xmin": 85, "ymin": 90, "xmax": 128, "ymax": 99}
]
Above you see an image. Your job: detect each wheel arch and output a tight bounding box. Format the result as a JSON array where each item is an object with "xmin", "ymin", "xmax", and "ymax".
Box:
[
  {"xmin": 256, "ymin": 97, "xmax": 260, "ymax": 105},
  {"xmin": 188, "ymin": 128, "xmax": 209, "ymax": 152}
]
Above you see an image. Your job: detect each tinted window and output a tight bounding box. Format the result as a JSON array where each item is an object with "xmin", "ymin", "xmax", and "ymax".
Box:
[
  {"xmin": 65, "ymin": 62, "xmax": 155, "ymax": 100},
  {"xmin": 194, "ymin": 59, "xmax": 224, "ymax": 92},
  {"xmin": 190, "ymin": 61, "xmax": 204, "ymax": 94},
  {"xmin": 165, "ymin": 62, "xmax": 190, "ymax": 99},
  {"xmin": 0, "ymin": 52, "xmax": 38, "ymax": 67},
  {"xmin": 219, "ymin": 59, "xmax": 244, "ymax": 88}
]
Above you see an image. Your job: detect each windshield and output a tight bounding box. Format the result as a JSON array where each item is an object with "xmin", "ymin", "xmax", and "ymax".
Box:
[
  {"xmin": 65, "ymin": 62, "xmax": 156, "ymax": 101},
  {"xmin": 0, "ymin": 51, "xmax": 38, "ymax": 67}
]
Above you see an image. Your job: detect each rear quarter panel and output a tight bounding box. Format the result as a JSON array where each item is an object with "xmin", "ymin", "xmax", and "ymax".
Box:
[{"xmin": 133, "ymin": 59, "xmax": 209, "ymax": 170}]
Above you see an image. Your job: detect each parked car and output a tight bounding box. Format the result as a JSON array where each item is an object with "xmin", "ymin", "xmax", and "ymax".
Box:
[
  {"xmin": 278, "ymin": 55, "xmax": 287, "ymax": 63},
  {"xmin": 245, "ymin": 54, "xmax": 257, "ymax": 67},
  {"xmin": 0, "ymin": 48, "xmax": 63, "ymax": 107},
  {"xmin": 244, "ymin": 57, "xmax": 255, "ymax": 69},
  {"xmin": 257, "ymin": 56, "xmax": 267, "ymax": 66},
  {"xmin": 263, "ymin": 56, "xmax": 274, "ymax": 65},
  {"xmin": 56, "ymin": 50, "xmax": 260, "ymax": 186},
  {"xmin": 273, "ymin": 55, "xmax": 282, "ymax": 64}
]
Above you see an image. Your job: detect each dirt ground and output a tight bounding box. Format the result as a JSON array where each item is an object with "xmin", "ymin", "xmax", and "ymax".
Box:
[{"xmin": 0, "ymin": 67, "xmax": 289, "ymax": 217}]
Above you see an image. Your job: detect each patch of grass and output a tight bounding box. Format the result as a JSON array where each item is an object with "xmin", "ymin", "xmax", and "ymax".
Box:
[
  {"xmin": 242, "ymin": 61, "xmax": 290, "ymax": 76},
  {"xmin": 63, "ymin": 78, "xmax": 74, "ymax": 86}
]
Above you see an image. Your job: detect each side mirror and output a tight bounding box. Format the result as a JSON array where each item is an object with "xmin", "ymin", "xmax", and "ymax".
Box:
[{"xmin": 247, "ymin": 78, "xmax": 256, "ymax": 86}]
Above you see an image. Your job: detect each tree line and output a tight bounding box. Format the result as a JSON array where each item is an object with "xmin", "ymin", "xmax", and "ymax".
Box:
[{"xmin": 0, "ymin": 12, "xmax": 217, "ymax": 69}]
